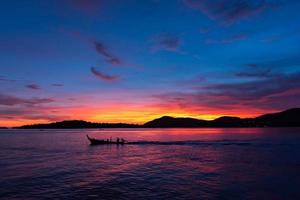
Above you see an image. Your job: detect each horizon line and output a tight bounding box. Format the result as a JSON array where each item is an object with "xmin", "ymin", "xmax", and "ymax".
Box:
[{"xmin": 5, "ymin": 107, "xmax": 298, "ymax": 128}]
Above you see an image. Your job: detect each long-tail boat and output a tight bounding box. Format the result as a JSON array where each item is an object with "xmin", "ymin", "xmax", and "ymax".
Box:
[{"xmin": 87, "ymin": 135, "xmax": 125, "ymax": 145}]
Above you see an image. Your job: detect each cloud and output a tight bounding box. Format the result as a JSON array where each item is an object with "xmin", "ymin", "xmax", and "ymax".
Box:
[
  {"xmin": 262, "ymin": 29, "xmax": 300, "ymax": 43},
  {"xmin": 153, "ymin": 72, "xmax": 300, "ymax": 114},
  {"xmin": 260, "ymin": 55, "xmax": 300, "ymax": 69},
  {"xmin": 0, "ymin": 105, "xmax": 71, "ymax": 123},
  {"xmin": 235, "ymin": 69, "xmax": 273, "ymax": 78},
  {"xmin": 203, "ymin": 73, "xmax": 300, "ymax": 100},
  {"xmin": 243, "ymin": 63, "xmax": 258, "ymax": 68},
  {"xmin": 152, "ymin": 33, "xmax": 181, "ymax": 52},
  {"xmin": 0, "ymin": 76, "xmax": 16, "ymax": 82},
  {"xmin": 26, "ymin": 84, "xmax": 40, "ymax": 90},
  {"xmin": 94, "ymin": 41, "xmax": 122, "ymax": 65},
  {"xmin": 51, "ymin": 83, "xmax": 64, "ymax": 87},
  {"xmin": 0, "ymin": 93, "xmax": 60, "ymax": 125},
  {"xmin": 0, "ymin": 93, "xmax": 54, "ymax": 106},
  {"xmin": 65, "ymin": 0, "xmax": 101, "ymax": 15},
  {"xmin": 90, "ymin": 67, "xmax": 120, "ymax": 81},
  {"xmin": 206, "ymin": 34, "xmax": 248, "ymax": 44},
  {"xmin": 199, "ymin": 27, "xmax": 210, "ymax": 34},
  {"xmin": 183, "ymin": 0, "xmax": 279, "ymax": 25},
  {"xmin": 241, "ymin": 54, "xmax": 300, "ymax": 70}
]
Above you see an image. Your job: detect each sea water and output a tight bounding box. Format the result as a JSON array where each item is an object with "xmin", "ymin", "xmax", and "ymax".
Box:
[{"xmin": 1, "ymin": 128, "xmax": 300, "ymax": 200}]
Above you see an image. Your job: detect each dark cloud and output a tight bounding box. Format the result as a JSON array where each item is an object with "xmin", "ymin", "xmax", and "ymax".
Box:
[
  {"xmin": 0, "ymin": 106, "xmax": 69, "ymax": 122},
  {"xmin": 90, "ymin": 67, "xmax": 120, "ymax": 81},
  {"xmin": 153, "ymin": 33, "xmax": 181, "ymax": 52},
  {"xmin": 241, "ymin": 54, "xmax": 300, "ymax": 70},
  {"xmin": 0, "ymin": 76, "xmax": 16, "ymax": 82},
  {"xmin": 65, "ymin": 0, "xmax": 101, "ymax": 15},
  {"xmin": 243, "ymin": 63, "xmax": 258, "ymax": 67},
  {"xmin": 206, "ymin": 34, "xmax": 248, "ymax": 44},
  {"xmin": 51, "ymin": 83, "xmax": 64, "ymax": 87},
  {"xmin": 199, "ymin": 27, "xmax": 210, "ymax": 34},
  {"xmin": 235, "ymin": 69, "xmax": 272, "ymax": 78},
  {"xmin": 26, "ymin": 84, "xmax": 40, "ymax": 90},
  {"xmin": 262, "ymin": 29, "xmax": 300, "ymax": 43},
  {"xmin": 94, "ymin": 41, "xmax": 122, "ymax": 65},
  {"xmin": 183, "ymin": 0, "xmax": 280, "ymax": 24},
  {"xmin": 260, "ymin": 55, "xmax": 300, "ymax": 69},
  {"xmin": 154, "ymin": 72, "xmax": 300, "ymax": 112},
  {"xmin": 0, "ymin": 93, "xmax": 54, "ymax": 106},
  {"xmin": 176, "ymin": 75, "xmax": 207, "ymax": 87},
  {"xmin": 204, "ymin": 73, "xmax": 300, "ymax": 100}
]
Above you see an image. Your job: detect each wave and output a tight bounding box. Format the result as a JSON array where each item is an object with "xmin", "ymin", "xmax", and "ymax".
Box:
[{"xmin": 126, "ymin": 140, "xmax": 254, "ymax": 146}]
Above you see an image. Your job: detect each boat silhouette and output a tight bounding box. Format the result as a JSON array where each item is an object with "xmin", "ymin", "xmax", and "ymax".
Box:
[{"xmin": 87, "ymin": 135, "xmax": 125, "ymax": 145}]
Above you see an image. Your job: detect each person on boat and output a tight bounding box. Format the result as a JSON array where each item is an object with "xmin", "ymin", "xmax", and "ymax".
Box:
[
  {"xmin": 121, "ymin": 138, "xmax": 125, "ymax": 143},
  {"xmin": 117, "ymin": 138, "xmax": 120, "ymax": 143}
]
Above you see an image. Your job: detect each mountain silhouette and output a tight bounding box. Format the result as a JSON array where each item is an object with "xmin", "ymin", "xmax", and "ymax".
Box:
[
  {"xmin": 17, "ymin": 108, "xmax": 300, "ymax": 129},
  {"xmin": 143, "ymin": 116, "xmax": 207, "ymax": 128},
  {"xmin": 254, "ymin": 108, "xmax": 300, "ymax": 127},
  {"xmin": 19, "ymin": 120, "xmax": 139, "ymax": 129},
  {"xmin": 210, "ymin": 116, "xmax": 244, "ymax": 127},
  {"xmin": 144, "ymin": 116, "xmax": 246, "ymax": 128},
  {"xmin": 144, "ymin": 108, "xmax": 300, "ymax": 128}
]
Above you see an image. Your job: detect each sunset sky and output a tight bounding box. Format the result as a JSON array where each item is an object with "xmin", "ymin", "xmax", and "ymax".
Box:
[{"xmin": 1, "ymin": 0, "xmax": 300, "ymax": 126}]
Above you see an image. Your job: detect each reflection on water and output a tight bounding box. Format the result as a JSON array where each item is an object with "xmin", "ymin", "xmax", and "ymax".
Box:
[{"xmin": 1, "ymin": 128, "xmax": 300, "ymax": 200}]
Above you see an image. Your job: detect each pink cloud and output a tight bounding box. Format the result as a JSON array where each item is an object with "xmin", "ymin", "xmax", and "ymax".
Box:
[{"xmin": 0, "ymin": 93, "xmax": 54, "ymax": 106}]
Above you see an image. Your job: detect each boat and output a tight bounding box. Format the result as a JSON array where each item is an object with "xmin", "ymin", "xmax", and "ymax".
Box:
[{"xmin": 87, "ymin": 135, "xmax": 125, "ymax": 145}]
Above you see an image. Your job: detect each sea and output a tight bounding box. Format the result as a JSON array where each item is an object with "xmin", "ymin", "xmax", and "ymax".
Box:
[{"xmin": 1, "ymin": 128, "xmax": 300, "ymax": 200}]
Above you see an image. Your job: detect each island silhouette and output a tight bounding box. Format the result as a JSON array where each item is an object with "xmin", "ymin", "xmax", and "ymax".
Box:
[{"xmin": 17, "ymin": 108, "xmax": 300, "ymax": 129}]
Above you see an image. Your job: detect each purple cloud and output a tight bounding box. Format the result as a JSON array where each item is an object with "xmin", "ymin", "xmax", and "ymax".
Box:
[
  {"xmin": 94, "ymin": 41, "xmax": 122, "ymax": 65},
  {"xmin": 0, "ymin": 106, "xmax": 69, "ymax": 122},
  {"xmin": 183, "ymin": 0, "xmax": 279, "ymax": 25},
  {"xmin": 26, "ymin": 84, "xmax": 40, "ymax": 90},
  {"xmin": 154, "ymin": 72, "xmax": 300, "ymax": 113},
  {"xmin": 51, "ymin": 83, "xmax": 64, "ymax": 87},
  {"xmin": 62, "ymin": 0, "xmax": 102, "ymax": 16},
  {"xmin": 241, "ymin": 54, "xmax": 300, "ymax": 70},
  {"xmin": 262, "ymin": 29, "xmax": 300, "ymax": 43},
  {"xmin": 90, "ymin": 67, "xmax": 120, "ymax": 81},
  {"xmin": 203, "ymin": 73, "xmax": 300, "ymax": 101},
  {"xmin": 0, "ymin": 76, "xmax": 16, "ymax": 82},
  {"xmin": 153, "ymin": 33, "xmax": 181, "ymax": 52},
  {"xmin": 199, "ymin": 27, "xmax": 210, "ymax": 34},
  {"xmin": 243, "ymin": 63, "xmax": 258, "ymax": 68},
  {"xmin": 0, "ymin": 93, "xmax": 54, "ymax": 106},
  {"xmin": 206, "ymin": 34, "xmax": 248, "ymax": 44},
  {"xmin": 235, "ymin": 69, "xmax": 273, "ymax": 78}
]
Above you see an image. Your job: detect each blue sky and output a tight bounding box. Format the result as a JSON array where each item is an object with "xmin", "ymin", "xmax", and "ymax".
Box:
[{"xmin": 1, "ymin": 0, "xmax": 300, "ymax": 126}]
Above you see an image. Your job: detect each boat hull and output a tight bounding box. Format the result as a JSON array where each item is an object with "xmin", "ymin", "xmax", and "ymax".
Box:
[{"xmin": 87, "ymin": 135, "xmax": 125, "ymax": 145}]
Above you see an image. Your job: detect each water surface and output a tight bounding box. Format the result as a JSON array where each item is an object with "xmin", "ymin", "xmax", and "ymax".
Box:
[{"xmin": 1, "ymin": 128, "xmax": 300, "ymax": 200}]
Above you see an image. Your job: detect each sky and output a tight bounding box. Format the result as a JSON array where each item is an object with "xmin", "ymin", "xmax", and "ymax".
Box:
[{"xmin": 1, "ymin": 0, "xmax": 300, "ymax": 126}]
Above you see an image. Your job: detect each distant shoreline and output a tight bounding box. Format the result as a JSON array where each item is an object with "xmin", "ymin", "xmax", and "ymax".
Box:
[
  {"xmin": 11, "ymin": 108, "xmax": 300, "ymax": 129},
  {"xmin": 4, "ymin": 127, "xmax": 300, "ymax": 130}
]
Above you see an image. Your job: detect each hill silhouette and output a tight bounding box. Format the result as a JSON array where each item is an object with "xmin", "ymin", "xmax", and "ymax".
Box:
[
  {"xmin": 17, "ymin": 108, "xmax": 300, "ymax": 129},
  {"xmin": 210, "ymin": 116, "xmax": 245, "ymax": 127},
  {"xmin": 19, "ymin": 120, "xmax": 139, "ymax": 129},
  {"xmin": 254, "ymin": 108, "xmax": 300, "ymax": 127},
  {"xmin": 144, "ymin": 116, "xmax": 247, "ymax": 128},
  {"xmin": 143, "ymin": 116, "xmax": 207, "ymax": 128}
]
